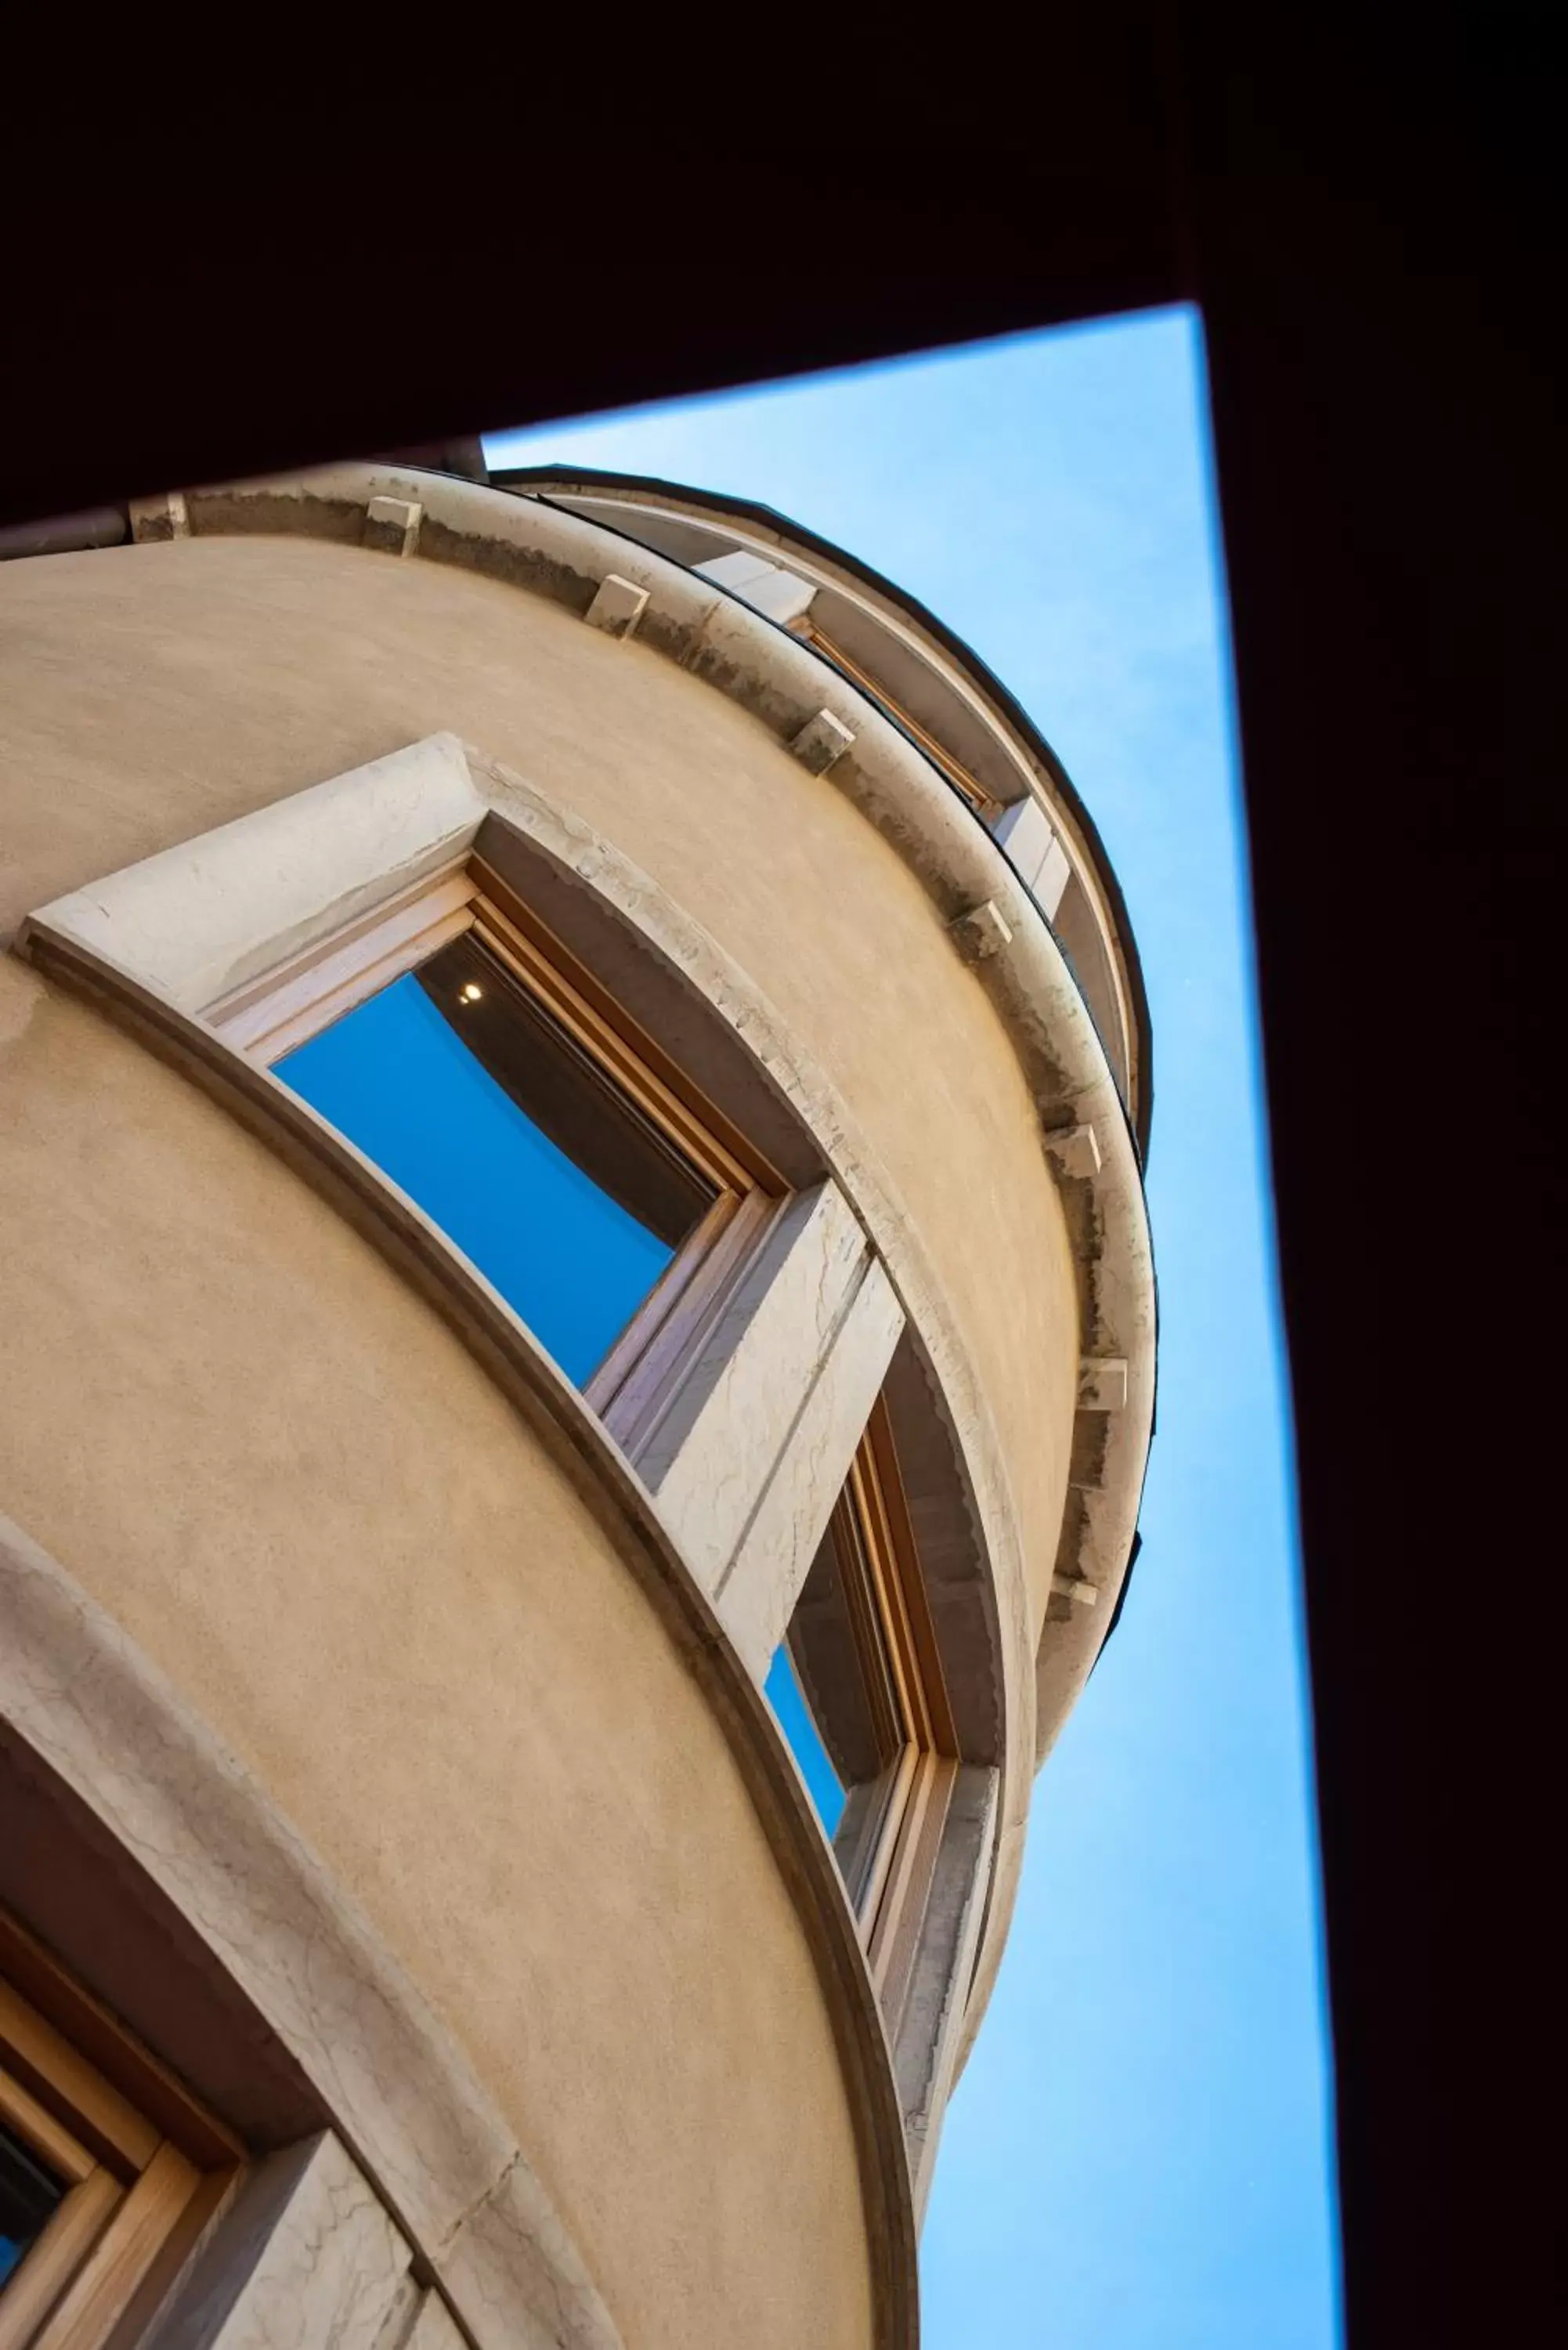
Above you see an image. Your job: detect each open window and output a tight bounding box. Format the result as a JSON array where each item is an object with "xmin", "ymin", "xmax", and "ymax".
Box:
[
  {"xmin": 206, "ymin": 856, "xmax": 782, "ymax": 1415},
  {"xmin": 765, "ymin": 1396, "xmax": 963, "ymax": 2016}
]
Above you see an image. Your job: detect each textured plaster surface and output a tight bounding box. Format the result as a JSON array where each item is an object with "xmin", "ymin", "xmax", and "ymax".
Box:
[{"xmin": 0, "ymin": 972, "xmax": 876, "ymax": 2350}]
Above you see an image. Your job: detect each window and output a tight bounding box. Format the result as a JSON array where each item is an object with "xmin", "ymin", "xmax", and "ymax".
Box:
[
  {"xmin": 208, "ymin": 858, "xmax": 780, "ymax": 1411},
  {"xmin": 1, "ymin": 2131, "xmax": 62, "ymax": 2290},
  {"xmin": 766, "ymin": 1397, "xmax": 960, "ymax": 2005},
  {"xmin": 0, "ymin": 1911, "xmax": 240, "ymax": 2350}
]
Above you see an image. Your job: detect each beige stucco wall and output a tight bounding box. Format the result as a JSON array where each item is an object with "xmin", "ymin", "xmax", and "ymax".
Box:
[
  {"xmin": 0, "ymin": 955, "xmax": 873, "ymax": 2350},
  {"xmin": 0, "ymin": 531, "xmax": 1084, "ymax": 2338}
]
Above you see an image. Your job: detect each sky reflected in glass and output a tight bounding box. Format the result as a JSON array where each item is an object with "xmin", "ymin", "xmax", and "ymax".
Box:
[
  {"xmin": 764, "ymin": 1643, "xmax": 847, "ymax": 1837},
  {"xmin": 278, "ymin": 974, "xmax": 674, "ymax": 1386}
]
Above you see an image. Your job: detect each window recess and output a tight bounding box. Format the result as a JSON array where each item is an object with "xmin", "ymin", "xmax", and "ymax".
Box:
[
  {"xmin": 0, "ymin": 1911, "xmax": 241, "ymax": 2350},
  {"xmin": 767, "ymin": 1396, "xmax": 963, "ymax": 2024},
  {"xmin": 207, "ymin": 855, "xmax": 784, "ymax": 1412}
]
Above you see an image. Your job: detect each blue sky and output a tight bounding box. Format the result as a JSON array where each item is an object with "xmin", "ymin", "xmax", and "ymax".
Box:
[{"xmin": 485, "ymin": 308, "xmax": 1340, "ymax": 2348}]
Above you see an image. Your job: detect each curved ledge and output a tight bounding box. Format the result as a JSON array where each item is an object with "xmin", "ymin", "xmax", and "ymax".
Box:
[
  {"xmin": 110, "ymin": 466, "xmax": 1155, "ymax": 2063},
  {"xmin": 9, "ymin": 927, "xmax": 920, "ymax": 2350},
  {"xmin": 497, "ymin": 462, "xmax": 1154, "ymax": 1157}
]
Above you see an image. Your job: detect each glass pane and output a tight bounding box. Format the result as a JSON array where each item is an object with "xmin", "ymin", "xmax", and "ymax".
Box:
[
  {"xmin": 417, "ymin": 935, "xmax": 712, "ymax": 1250},
  {"xmin": 764, "ymin": 1643, "xmax": 847, "ymax": 1837},
  {"xmin": 276, "ymin": 942, "xmax": 711, "ymax": 1387},
  {"xmin": 1, "ymin": 2121, "xmax": 63, "ymax": 2287},
  {"xmin": 787, "ymin": 1509, "xmax": 904, "ymax": 1785}
]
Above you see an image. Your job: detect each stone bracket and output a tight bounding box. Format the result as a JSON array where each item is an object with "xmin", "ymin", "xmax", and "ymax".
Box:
[
  {"xmin": 1077, "ymin": 1356, "xmax": 1128, "ymax": 1410},
  {"xmin": 948, "ymin": 900, "xmax": 1013, "ymax": 964},
  {"xmin": 584, "ymin": 573, "xmax": 651, "ymax": 639},
  {"xmin": 789, "ymin": 708, "xmax": 856, "ymax": 774},
  {"xmin": 128, "ymin": 493, "xmax": 190, "ymax": 543},
  {"xmin": 363, "ymin": 495, "xmax": 423, "ymax": 558},
  {"xmin": 1042, "ymin": 1120, "xmax": 1101, "ymax": 1179},
  {"xmin": 1050, "ymin": 1571, "xmax": 1099, "ymax": 1608}
]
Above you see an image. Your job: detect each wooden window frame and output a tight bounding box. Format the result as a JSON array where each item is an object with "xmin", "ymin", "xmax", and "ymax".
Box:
[
  {"xmin": 797, "ymin": 1398, "xmax": 962, "ymax": 2026},
  {"xmin": 204, "ymin": 851, "xmax": 786, "ymax": 1447},
  {"xmin": 0, "ymin": 1911, "xmax": 241, "ymax": 2350}
]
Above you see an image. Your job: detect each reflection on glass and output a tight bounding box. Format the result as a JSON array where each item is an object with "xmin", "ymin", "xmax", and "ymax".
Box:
[
  {"xmin": 1, "ymin": 2120, "xmax": 64, "ymax": 2286},
  {"xmin": 764, "ymin": 1642, "xmax": 847, "ymax": 1836},
  {"xmin": 276, "ymin": 934, "xmax": 712, "ymax": 1387}
]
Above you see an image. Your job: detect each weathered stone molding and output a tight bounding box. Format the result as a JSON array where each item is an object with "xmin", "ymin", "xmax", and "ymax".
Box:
[
  {"xmin": 510, "ymin": 469, "xmax": 1146, "ymax": 1121},
  {"xmin": 24, "ymin": 729, "xmax": 486, "ymax": 1015},
  {"xmin": 637, "ymin": 1181, "xmax": 872, "ymax": 1590},
  {"xmin": 897, "ymin": 1765, "xmax": 999, "ymax": 2225},
  {"xmin": 147, "ymin": 2128, "xmax": 511, "ymax": 2350}
]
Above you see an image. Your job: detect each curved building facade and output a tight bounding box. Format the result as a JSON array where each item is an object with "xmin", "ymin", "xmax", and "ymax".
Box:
[{"xmin": 0, "ymin": 460, "xmax": 1154, "ymax": 2350}]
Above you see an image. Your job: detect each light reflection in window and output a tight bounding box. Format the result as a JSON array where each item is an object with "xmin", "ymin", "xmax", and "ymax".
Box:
[
  {"xmin": 764, "ymin": 1643, "xmax": 848, "ymax": 1837},
  {"xmin": 277, "ymin": 938, "xmax": 707, "ymax": 1387}
]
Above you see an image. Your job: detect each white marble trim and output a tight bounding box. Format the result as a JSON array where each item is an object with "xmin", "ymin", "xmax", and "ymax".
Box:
[
  {"xmin": 147, "ymin": 2132, "xmax": 414, "ymax": 2350},
  {"xmin": 23, "ymin": 734, "xmax": 486, "ymax": 1016}
]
